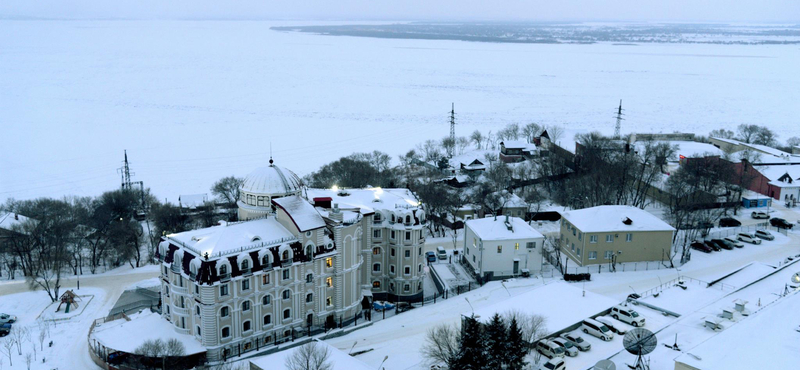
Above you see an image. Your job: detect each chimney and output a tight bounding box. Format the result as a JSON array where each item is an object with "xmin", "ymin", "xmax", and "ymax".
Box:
[{"xmin": 329, "ymin": 203, "xmax": 343, "ymax": 222}]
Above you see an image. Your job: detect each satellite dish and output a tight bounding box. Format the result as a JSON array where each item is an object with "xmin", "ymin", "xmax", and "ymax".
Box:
[
  {"xmin": 624, "ymin": 328, "xmax": 657, "ymax": 370},
  {"xmin": 593, "ymin": 359, "xmax": 616, "ymax": 370},
  {"xmin": 791, "ymin": 272, "xmax": 800, "ymax": 284}
]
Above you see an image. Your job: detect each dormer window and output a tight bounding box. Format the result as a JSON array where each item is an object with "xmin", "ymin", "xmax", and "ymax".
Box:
[
  {"xmin": 241, "ymin": 259, "xmax": 249, "ymax": 270},
  {"xmin": 282, "ymin": 250, "xmax": 290, "ymax": 261},
  {"xmin": 261, "ymin": 255, "xmax": 269, "ymax": 266},
  {"xmin": 219, "ymin": 264, "xmax": 228, "ymax": 275},
  {"xmin": 405, "ymin": 215, "xmax": 411, "ymax": 224},
  {"xmin": 391, "ymin": 214, "xmax": 395, "ymax": 222},
  {"xmin": 251, "ymin": 236, "xmax": 261, "ymax": 242}
]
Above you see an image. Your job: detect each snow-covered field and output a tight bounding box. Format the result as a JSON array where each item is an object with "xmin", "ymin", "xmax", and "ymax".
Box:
[{"xmin": 2, "ymin": 20, "xmax": 799, "ymax": 203}]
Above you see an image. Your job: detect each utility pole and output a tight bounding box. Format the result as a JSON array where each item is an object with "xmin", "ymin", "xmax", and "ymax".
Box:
[
  {"xmin": 448, "ymin": 103, "xmax": 456, "ymax": 157},
  {"xmin": 614, "ymin": 100, "xmax": 625, "ymax": 139},
  {"xmin": 118, "ymin": 150, "xmax": 133, "ymax": 190}
]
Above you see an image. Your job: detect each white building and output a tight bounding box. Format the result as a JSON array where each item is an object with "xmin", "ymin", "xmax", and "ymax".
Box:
[{"xmin": 463, "ymin": 216, "xmax": 544, "ymax": 281}]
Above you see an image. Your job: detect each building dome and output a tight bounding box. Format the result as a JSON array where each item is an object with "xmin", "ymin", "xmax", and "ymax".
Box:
[{"xmin": 240, "ymin": 160, "xmax": 303, "ymax": 197}]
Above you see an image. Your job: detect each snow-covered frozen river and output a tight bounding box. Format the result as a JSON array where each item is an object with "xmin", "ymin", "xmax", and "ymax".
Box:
[{"xmin": 1, "ymin": 20, "xmax": 798, "ymax": 202}]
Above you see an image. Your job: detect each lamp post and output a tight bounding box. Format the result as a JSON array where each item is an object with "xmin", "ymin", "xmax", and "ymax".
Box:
[{"xmin": 378, "ymin": 355, "xmax": 388, "ymax": 370}]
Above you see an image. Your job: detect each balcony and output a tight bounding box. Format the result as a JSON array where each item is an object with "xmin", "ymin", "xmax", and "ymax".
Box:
[
  {"xmin": 403, "ymin": 239, "xmax": 413, "ymax": 246},
  {"xmin": 241, "ymin": 267, "xmax": 252, "ymax": 277},
  {"xmin": 170, "ymin": 263, "xmax": 181, "ymax": 273},
  {"xmin": 219, "ymin": 273, "xmax": 231, "ymax": 282},
  {"xmin": 188, "ymin": 273, "xmax": 196, "ymax": 282},
  {"xmin": 281, "ymin": 259, "xmax": 293, "ymax": 268},
  {"xmin": 262, "ymin": 264, "xmax": 274, "ymax": 272},
  {"xmin": 171, "ymin": 285, "xmax": 188, "ymax": 295},
  {"xmin": 172, "ymin": 306, "xmax": 189, "ymax": 316}
]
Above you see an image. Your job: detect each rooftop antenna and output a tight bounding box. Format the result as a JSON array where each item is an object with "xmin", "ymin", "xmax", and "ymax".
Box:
[
  {"xmin": 623, "ymin": 328, "xmax": 657, "ymax": 370},
  {"xmin": 614, "ymin": 99, "xmax": 625, "ymax": 139},
  {"xmin": 448, "ymin": 103, "xmax": 456, "ymax": 157},
  {"xmin": 269, "ymin": 142, "xmax": 274, "ymax": 166},
  {"xmin": 118, "ymin": 150, "xmax": 133, "ymax": 190}
]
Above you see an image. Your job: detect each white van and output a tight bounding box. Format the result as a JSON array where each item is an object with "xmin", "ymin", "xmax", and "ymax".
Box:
[
  {"xmin": 581, "ymin": 318, "xmax": 613, "ymax": 341},
  {"xmin": 436, "ymin": 246, "xmax": 447, "ymax": 260},
  {"xmin": 535, "ymin": 340, "xmax": 566, "ymax": 359},
  {"xmin": 737, "ymin": 233, "xmax": 762, "ymax": 245},
  {"xmin": 610, "ymin": 305, "xmax": 646, "ymax": 327},
  {"xmin": 540, "ymin": 357, "xmax": 566, "ymax": 370}
]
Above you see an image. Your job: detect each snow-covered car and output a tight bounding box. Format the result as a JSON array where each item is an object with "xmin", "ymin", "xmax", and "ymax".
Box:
[
  {"xmin": 710, "ymin": 238, "xmax": 732, "ymax": 251},
  {"xmin": 595, "ymin": 316, "xmax": 627, "ymax": 335},
  {"xmin": 550, "ymin": 337, "xmax": 579, "ymax": 357},
  {"xmin": 0, "ymin": 314, "xmax": 16, "ymax": 324},
  {"xmin": 540, "ymin": 357, "xmax": 566, "ymax": 370},
  {"xmin": 611, "ymin": 305, "xmax": 646, "ymax": 327},
  {"xmin": 691, "ymin": 241, "xmax": 712, "ymax": 253},
  {"xmin": 581, "ymin": 318, "xmax": 613, "ymax": 341},
  {"xmin": 723, "ymin": 236, "xmax": 744, "ymax": 248},
  {"xmin": 560, "ymin": 333, "xmax": 591, "ymax": 351},
  {"xmin": 754, "ymin": 230, "xmax": 774, "ymax": 241},
  {"xmin": 737, "ymin": 233, "xmax": 762, "ymax": 245},
  {"xmin": 751, "ymin": 211, "xmax": 770, "ymax": 219},
  {"xmin": 535, "ymin": 340, "xmax": 565, "ymax": 359}
]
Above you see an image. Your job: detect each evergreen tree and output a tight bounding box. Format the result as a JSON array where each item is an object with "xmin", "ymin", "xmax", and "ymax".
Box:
[
  {"xmin": 455, "ymin": 315, "xmax": 486, "ymax": 370},
  {"xmin": 484, "ymin": 313, "xmax": 507, "ymax": 369},
  {"xmin": 506, "ymin": 317, "xmax": 528, "ymax": 370}
]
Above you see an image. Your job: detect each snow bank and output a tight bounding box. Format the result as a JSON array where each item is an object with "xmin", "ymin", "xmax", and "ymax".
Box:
[{"xmin": 91, "ymin": 311, "xmax": 205, "ymax": 355}]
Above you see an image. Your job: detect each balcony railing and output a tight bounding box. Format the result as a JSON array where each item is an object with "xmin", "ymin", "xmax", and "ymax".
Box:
[
  {"xmin": 170, "ymin": 285, "xmax": 188, "ymax": 295},
  {"xmin": 172, "ymin": 306, "xmax": 189, "ymax": 316},
  {"xmin": 281, "ymin": 259, "xmax": 293, "ymax": 268},
  {"xmin": 241, "ymin": 267, "xmax": 252, "ymax": 276},
  {"xmin": 262, "ymin": 264, "xmax": 274, "ymax": 272},
  {"xmin": 188, "ymin": 273, "xmax": 196, "ymax": 282},
  {"xmin": 219, "ymin": 273, "xmax": 231, "ymax": 282},
  {"xmin": 170, "ymin": 263, "xmax": 181, "ymax": 273}
]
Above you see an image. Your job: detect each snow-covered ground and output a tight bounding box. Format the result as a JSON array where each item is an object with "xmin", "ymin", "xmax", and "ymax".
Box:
[{"xmin": 2, "ymin": 20, "xmax": 799, "ymax": 203}]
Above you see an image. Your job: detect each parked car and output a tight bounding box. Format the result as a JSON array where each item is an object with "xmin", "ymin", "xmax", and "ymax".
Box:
[
  {"xmin": 581, "ymin": 318, "xmax": 613, "ymax": 341},
  {"xmin": 770, "ymin": 218, "xmax": 794, "ymax": 229},
  {"xmin": 610, "ymin": 305, "xmax": 646, "ymax": 327},
  {"xmin": 396, "ymin": 302, "xmax": 415, "ymax": 313},
  {"xmin": 719, "ymin": 217, "xmax": 741, "ymax": 227},
  {"xmin": 550, "ymin": 337, "xmax": 579, "ymax": 357},
  {"xmin": 710, "ymin": 238, "xmax": 732, "ymax": 250},
  {"xmin": 723, "ymin": 236, "xmax": 744, "ymax": 248},
  {"xmin": 560, "ymin": 333, "xmax": 591, "ymax": 351},
  {"xmin": 425, "ymin": 251, "xmax": 436, "ymax": 263},
  {"xmin": 436, "ymin": 246, "xmax": 447, "ymax": 260},
  {"xmin": 0, "ymin": 314, "xmax": 16, "ymax": 324},
  {"xmin": 751, "ymin": 211, "xmax": 770, "ymax": 219},
  {"xmin": 0, "ymin": 323, "xmax": 11, "ymax": 337},
  {"xmin": 595, "ymin": 316, "xmax": 627, "ymax": 335},
  {"xmin": 691, "ymin": 241, "xmax": 713, "ymax": 253},
  {"xmin": 535, "ymin": 340, "xmax": 566, "ymax": 359},
  {"xmin": 737, "ymin": 232, "xmax": 762, "ymax": 244},
  {"xmin": 703, "ymin": 240, "xmax": 721, "ymax": 252},
  {"xmin": 755, "ymin": 230, "xmax": 775, "ymax": 241},
  {"xmin": 540, "ymin": 357, "xmax": 566, "ymax": 370}
]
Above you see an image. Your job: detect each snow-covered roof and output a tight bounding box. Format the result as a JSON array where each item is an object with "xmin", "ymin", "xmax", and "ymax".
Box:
[
  {"xmin": 91, "ymin": 311, "xmax": 206, "ymax": 355},
  {"xmin": 178, "ymin": 193, "xmax": 208, "ymax": 208},
  {"xmin": 741, "ymin": 142, "xmax": 794, "ymax": 157},
  {"xmin": 755, "ymin": 164, "xmax": 800, "ymax": 182},
  {"xmin": 504, "ymin": 193, "xmax": 527, "ymax": 208},
  {"xmin": 0, "ymin": 212, "xmax": 35, "ymax": 232},
  {"xmin": 166, "ymin": 217, "xmax": 296, "ymax": 258},
  {"xmin": 448, "ymin": 149, "xmax": 493, "ymax": 169},
  {"xmin": 240, "ymin": 162, "xmax": 303, "ymax": 197},
  {"xmin": 466, "ymin": 216, "xmax": 544, "ymax": 241},
  {"xmin": 501, "ymin": 140, "xmax": 535, "ymax": 150},
  {"xmin": 710, "ymin": 136, "xmax": 742, "ymax": 145},
  {"xmin": 250, "ymin": 340, "xmax": 372, "ymax": 370},
  {"xmin": 272, "ymin": 195, "xmax": 326, "ymax": 232},
  {"xmin": 474, "ymin": 282, "xmax": 617, "ymax": 332},
  {"xmin": 674, "ymin": 290, "xmax": 800, "ymax": 370},
  {"xmin": 560, "ymin": 205, "xmax": 675, "ymax": 233},
  {"xmin": 636, "ymin": 140, "xmax": 723, "ymax": 160},
  {"xmin": 307, "ymin": 188, "xmax": 420, "ymax": 214}
]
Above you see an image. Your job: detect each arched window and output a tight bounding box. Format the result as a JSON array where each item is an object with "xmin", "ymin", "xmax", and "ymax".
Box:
[
  {"xmin": 241, "ymin": 259, "xmax": 249, "ymax": 270},
  {"xmin": 306, "ymin": 293, "xmax": 313, "ymax": 303},
  {"xmin": 262, "ymin": 295, "xmax": 271, "ymax": 305},
  {"xmin": 220, "ymin": 306, "xmax": 230, "ymax": 317},
  {"xmin": 242, "ymin": 301, "xmax": 251, "ymax": 312},
  {"xmin": 282, "ymin": 290, "xmax": 291, "ymax": 300},
  {"xmin": 283, "ymin": 309, "xmax": 291, "ymax": 320},
  {"xmin": 306, "ymin": 245, "xmax": 313, "ymax": 257},
  {"xmin": 195, "ymin": 306, "xmax": 200, "ymax": 316},
  {"xmin": 221, "ymin": 327, "xmax": 230, "ymax": 338},
  {"xmin": 373, "ymin": 281, "xmax": 381, "ymax": 288},
  {"xmin": 263, "ymin": 315, "xmax": 272, "ymax": 326},
  {"xmin": 219, "ymin": 264, "xmax": 228, "ymax": 275},
  {"xmin": 391, "ymin": 214, "xmax": 395, "ymax": 222},
  {"xmin": 243, "ymin": 320, "xmax": 251, "ymax": 332},
  {"xmin": 374, "ymin": 213, "xmax": 381, "ymax": 221},
  {"xmin": 261, "ymin": 255, "xmax": 270, "ymax": 266},
  {"xmin": 372, "ymin": 263, "xmax": 381, "ymax": 272},
  {"xmin": 405, "ymin": 215, "xmax": 411, "ymax": 224},
  {"xmin": 282, "ymin": 250, "xmax": 289, "ymax": 261},
  {"xmin": 372, "ymin": 247, "xmax": 381, "ymax": 255}
]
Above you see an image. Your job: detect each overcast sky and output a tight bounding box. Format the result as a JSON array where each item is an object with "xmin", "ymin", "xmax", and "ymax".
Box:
[{"xmin": 2, "ymin": 0, "xmax": 799, "ymax": 23}]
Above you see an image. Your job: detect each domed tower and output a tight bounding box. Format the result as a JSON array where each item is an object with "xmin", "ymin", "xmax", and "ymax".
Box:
[{"xmin": 238, "ymin": 158, "xmax": 303, "ymax": 220}]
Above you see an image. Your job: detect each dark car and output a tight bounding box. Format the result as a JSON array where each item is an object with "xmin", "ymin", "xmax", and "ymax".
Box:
[
  {"xmin": 396, "ymin": 302, "xmax": 415, "ymax": 313},
  {"xmin": 691, "ymin": 241, "xmax": 712, "ymax": 253},
  {"xmin": 425, "ymin": 251, "xmax": 436, "ymax": 263},
  {"xmin": 711, "ymin": 239, "xmax": 732, "ymax": 250},
  {"xmin": 704, "ymin": 240, "xmax": 721, "ymax": 252},
  {"xmin": 719, "ymin": 218, "xmax": 741, "ymax": 227},
  {"xmin": 770, "ymin": 218, "xmax": 794, "ymax": 229},
  {"xmin": 0, "ymin": 323, "xmax": 10, "ymax": 337}
]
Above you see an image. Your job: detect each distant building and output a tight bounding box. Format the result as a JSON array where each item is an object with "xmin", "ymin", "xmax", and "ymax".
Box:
[
  {"xmin": 559, "ymin": 206, "xmax": 675, "ymax": 267},
  {"xmin": 499, "ymin": 140, "xmax": 539, "ymax": 163},
  {"xmin": 464, "ymin": 216, "xmax": 544, "ymax": 281}
]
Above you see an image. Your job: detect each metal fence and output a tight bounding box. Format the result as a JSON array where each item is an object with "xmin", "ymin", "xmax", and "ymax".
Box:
[{"xmin": 704, "ymin": 222, "xmax": 768, "ymax": 240}]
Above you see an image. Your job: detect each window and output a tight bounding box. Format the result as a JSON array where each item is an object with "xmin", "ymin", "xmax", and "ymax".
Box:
[
  {"xmin": 515, "ymin": 243, "xmax": 519, "ymax": 250},
  {"xmin": 306, "ymin": 245, "xmax": 313, "ymax": 257},
  {"xmin": 604, "ymin": 251, "xmax": 613, "ymax": 260},
  {"xmin": 497, "ymin": 245, "xmax": 503, "ymax": 253},
  {"xmin": 606, "ymin": 234, "xmax": 614, "ymax": 243},
  {"xmin": 262, "ymin": 274, "xmax": 270, "ymax": 285},
  {"xmin": 391, "ymin": 230, "xmax": 396, "ymax": 239},
  {"xmin": 195, "ymin": 306, "xmax": 200, "ymax": 316},
  {"xmin": 243, "ymin": 321, "xmax": 251, "ymax": 332},
  {"xmin": 578, "ymin": 233, "xmax": 582, "ymax": 241},
  {"xmin": 196, "ymin": 326, "xmax": 201, "ymax": 336},
  {"xmin": 261, "ymin": 255, "xmax": 270, "ymax": 266},
  {"xmin": 283, "ymin": 309, "xmax": 291, "ymax": 320},
  {"xmin": 241, "ymin": 259, "xmax": 249, "ymax": 270},
  {"xmin": 473, "ymin": 255, "xmax": 476, "ymax": 263},
  {"xmin": 219, "ymin": 264, "xmax": 228, "ymax": 275},
  {"xmin": 404, "ymin": 284, "xmax": 410, "ymax": 292},
  {"xmin": 195, "ymin": 285, "xmax": 199, "ymax": 294},
  {"xmin": 306, "ymin": 293, "xmax": 313, "ymax": 303},
  {"xmin": 573, "ymin": 229, "xmax": 576, "ymax": 236},
  {"xmin": 391, "ymin": 248, "xmax": 396, "ymax": 257},
  {"xmin": 282, "ymin": 290, "xmax": 290, "ymax": 300},
  {"xmin": 326, "ymin": 297, "xmax": 332, "ymax": 306},
  {"xmin": 242, "ymin": 301, "xmax": 251, "ymax": 312},
  {"xmin": 325, "ymin": 258, "xmax": 333, "ymax": 268},
  {"xmin": 526, "ymin": 242, "xmax": 536, "ymax": 249},
  {"xmin": 283, "ymin": 269, "xmax": 290, "ymax": 280},
  {"xmin": 590, "ymin": 235, "xmax": 598, "ymax": 243},
  {"xmin": 404, "ymin": 266, "xmax": 410, "ymax": 275},
  {"xmin": 391, "ymin": 214, "xmax": 395, "ymax": 222},
  {"xmin": 282, "ymin": 250, "xmax": 290, "ymax": 261},
  {"xmin": 626, "ymin": 233, "xmax": 633, "ymax": 242},
  {"xmin": 577, "ymin": 248, "xmax": 581, "ymax": 257},
  {"xmin": 373, "ymin": 247, "xmax": 381, "ymax": 255},
  {"xmin": 405, "ymin": 215, "xmax": 411, "ymax": 224},
  {"xmin": 373, "ymin": 281, "xmax": 381, "ymax": 288},
  {"xmin": 404, "ymin": 250, "xmax": 411, "ymax": 258},
  {"xmin": 221, "ymin": 306, "xmax": 230, "ymax": 317},
  {"xmin": 418, "ymin": 264, "xmax": 422, "ymax": 272},
  {"xmin": 571, "ymin": 243, "xmax": 575, "ymax": 251},
  {"xmin": 263, "ymin": 315, "xmax": 272, "ymax": 326},
  {"xmin": 588, "ymin": 251, "xmax": 597, "ymax": 260},
  {"xmin": 257, "ymin": 195, "xmax": 265, "ymax": 206},
  {"xmin": 373, "ymin": 229, "xmax": 381, "ymax": 239},
  {"xmin": 419, "ymin": 247, "xmax": 422, "ymax": 256},
  {"xmin": 405, "ymin": 231, "xmax": 411, "ymax": 240},
  {"xmin": 220, "ymin": 284, "xmax": 229, "ymax": 296},
  {"xmin": 262, "ymin": 295, "xmax": 271, "ymax": 305},
  {"xmin": 419, "ymin": 230, "xmax": 423, "ymax": 239},
  {"xmin": 390, "ymin": 265, "xmax": 395, "ymax": 274},
  {"xmin": 221, "ymin": 327, "xmax": 230, "ymax": 338},
  {"xmin": 326, "ymin": 277, "xmax": 333, "ymax": 287},
  {"xmin": 306, "ymin": 274, "xmax": 313, "ymax": 283},
  {"xmin": 372, "ymin": 263, "xmax": 381, "ymax": 272},
  {"xmin": 374, "ymin": 213, "xmax": 381, "ymax": 222},
  {"xmin": 242, "ymin": 279, "xmax": 250, "ymax": 291}
]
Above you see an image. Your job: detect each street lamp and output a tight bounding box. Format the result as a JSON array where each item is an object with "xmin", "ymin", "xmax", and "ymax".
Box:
[{"xmin": 378, "ymin": 355, "xmax": 388, "ymax": 370}]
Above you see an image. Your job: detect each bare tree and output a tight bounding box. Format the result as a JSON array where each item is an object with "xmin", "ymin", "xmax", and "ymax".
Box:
[
  {"xmin": 545, "ymin": 124, "xmax": 564, "ymax": 145},
  {"xmin": 420, "ymin": 323, "xmax": 460, "ymax": 369},
  {"xmin": 284, "ymin": 341, "xmax": 333, "ymax": 370},
  {"xmin": 210, "ymin": 176, "xmax": 244, "ymax": 207},
  {"xmin": 11, "ymin": 327, "xmax": 28, "ymax": 355},
  {"xmin": 501, "ymin": 309, "xmax": 548, "ymax": 345},
  {"xmin": 470, "ymin": 130, "xmax": 484, "ymax": 149},
  {"xmin": 1, "ymin": 338, "xmax": 14, "ymax": 366},
  {"xmin": 522, "ymin": 122, "xmax": 542, "ymax": 143},
  {"xmin": 24, "ymin": 352, "xmax": 31, "ymax": 370}
]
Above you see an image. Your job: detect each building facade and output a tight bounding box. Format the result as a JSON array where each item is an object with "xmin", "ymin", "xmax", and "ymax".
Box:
[
  {"xmin": 156, "ymin": 162, "xmax": 425, "ymax": 362},
  {"xmin": 463, "ymin": 216, "xmax": 544, "ymax": 281}
]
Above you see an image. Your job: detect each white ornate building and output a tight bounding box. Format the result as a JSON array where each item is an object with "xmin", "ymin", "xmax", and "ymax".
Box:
[{"xmin": 156, "ymin": 160, "xmax": 426, "ymax": 361}]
